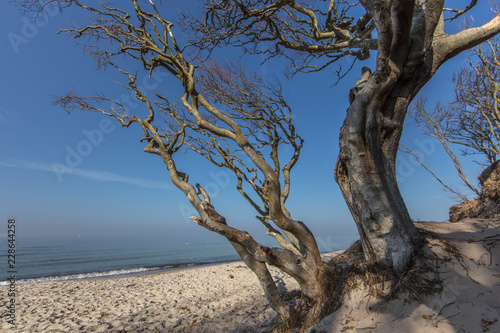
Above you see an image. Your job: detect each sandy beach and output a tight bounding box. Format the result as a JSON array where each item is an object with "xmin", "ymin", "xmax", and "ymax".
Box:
[
  {"xmin": 1, "ymin": 262, "xmax": 293, "ymax": 332},
  {"xmin": 1, "ymin": 220, "xmax": 499, "ymax": 332},
  {"xmin": 0, "ymin": 251, "xmax": 338, "ymax": 332}
]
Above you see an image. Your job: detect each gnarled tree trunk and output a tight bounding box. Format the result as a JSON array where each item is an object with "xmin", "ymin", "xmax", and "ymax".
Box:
[
  {"xmin": 335, "ymin": 73, "xmax": 424, "ymax": 273},
  {"xmin": 335, "ymin": 2, "xmax": 500, "ymax": 273}
]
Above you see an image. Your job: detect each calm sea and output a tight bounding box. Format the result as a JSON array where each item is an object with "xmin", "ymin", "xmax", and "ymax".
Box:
[{"xmin": 0, "ymin": 233, "xmax": 356, "ymax": 285}]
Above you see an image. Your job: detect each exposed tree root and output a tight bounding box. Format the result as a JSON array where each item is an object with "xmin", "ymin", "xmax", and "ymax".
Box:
[{"xmin": 268, "ymin": 227, "xmax": 478, "ymax": 332}]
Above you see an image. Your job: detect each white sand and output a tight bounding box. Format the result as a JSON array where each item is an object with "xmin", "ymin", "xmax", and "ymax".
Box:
[
  {"xmin": 308, "ymin": 220, "xmax": 500, "ymax": 333},
  {"xmin": 1, "ymin": 262, "xmax": 296, "ymax": 332},
  {"xmin": 1, "ymin": 220, "xmax": 499, "ymax": 333}
]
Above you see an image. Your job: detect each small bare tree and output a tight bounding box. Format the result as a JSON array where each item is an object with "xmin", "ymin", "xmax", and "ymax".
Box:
[
  {"xmin": 407, "ymin": 98, "xmax": 482, "ymax": 200},
  {"xmin": 451, "ymin": 38, "xmax": 500, "ymax": 166},
  {"xmin": 410, "ymin": 37, "xmax": 500, "ymax": 199}
]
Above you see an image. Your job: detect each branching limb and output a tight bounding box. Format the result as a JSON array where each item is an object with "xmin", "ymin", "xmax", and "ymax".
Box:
[
  {"xmin": 256, "ymin": 216, "xmax": 302, "ymax": 256},
  {"xmin": 434, "ymin": 13, "xmax": 500, "ymax": 68},
  {"xmin": 52, "ymin": 91, "xmax": 138, "ymax": 128},
  {"xmin": 400, "ymin": 145, "xmax": 469, "ymax": 201},
  {"xmin": 444, "ymin": 0, "xmax": 479, "ymax": 21},
  {"xmin": 410, "ymin": 98, "xmax": 481, "ymax": 198},
  {"xmin": 182, "ymin": 0, "xmax": 376, "ymax": 74}
]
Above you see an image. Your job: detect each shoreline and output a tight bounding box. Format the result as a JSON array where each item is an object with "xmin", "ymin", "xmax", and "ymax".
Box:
[
  {"xmin": 0, "ymin": 250, "xmax": 345, "ymax": 286},
  {"xmin": 0, "ymin": 259, "xmax": 240, "ymax": 286}
]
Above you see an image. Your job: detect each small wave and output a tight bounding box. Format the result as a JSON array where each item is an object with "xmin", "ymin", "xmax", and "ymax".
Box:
[
  {"xmin": 0, "ymin": 265, "xmax": 174, "ymax": 286},
  {"xmin": 0, "ymin": 259, "xmax": 240, "ymax": 286}
]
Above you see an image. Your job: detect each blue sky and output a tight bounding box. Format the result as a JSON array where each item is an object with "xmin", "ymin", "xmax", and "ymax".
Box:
[{"xmin": 0, "ymin": 1, "xmax": 495, "ymax": 242}]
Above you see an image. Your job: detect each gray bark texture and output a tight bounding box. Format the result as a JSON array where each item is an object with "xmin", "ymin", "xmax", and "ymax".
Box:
[{"xmin": 335, "ymin": 1, "xmax": 500, "ymax": 273}]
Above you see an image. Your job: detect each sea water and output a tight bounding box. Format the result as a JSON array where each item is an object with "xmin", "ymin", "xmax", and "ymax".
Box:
[{"xmin": 0, "ymin": 233, "xmax": 356, "ymax": 285}]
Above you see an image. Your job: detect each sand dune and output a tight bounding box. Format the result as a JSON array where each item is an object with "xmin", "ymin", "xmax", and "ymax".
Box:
[{"xmin": 308, "ymin": 220, "xmax": 500, "ymax": 333}]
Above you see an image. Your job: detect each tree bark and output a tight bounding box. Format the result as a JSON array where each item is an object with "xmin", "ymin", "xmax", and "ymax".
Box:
[
  {"xmin": 335, "ymin": 82, "xmax": 423, "ymax": 273},
  {"xmin": 335, "ymin": 3, "xmax": 500, "ymax": 273}
]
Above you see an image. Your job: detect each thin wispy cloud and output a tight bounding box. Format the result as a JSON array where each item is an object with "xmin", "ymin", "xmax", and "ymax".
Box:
[
  {"xmin": 0, "ymin": 161, "xmax": 16, "ymax": 168},
  {"xmin": 0, "ymin": 106, "xmax": 15, "ymax": 126},
  {"xmin": 1, "ymin": 158, "xmax": 175, "ymax": 191}
]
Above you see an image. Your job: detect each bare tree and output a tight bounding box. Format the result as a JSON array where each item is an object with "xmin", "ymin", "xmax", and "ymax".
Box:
[
  {"xmin": 410, "ymin": 37, "xmax": 500, "ymax": 199},
  {"xmin": 15, "ymin": 0, "xmax": 342, "ymax": 327},
  {"xmin": 441, "ymin": 37, "xmax": 500, "ymax": 166},
  {"xmin": 12, "ymin": 0, "xmax": 500, "ymax": 330},
  {"xmin": 183, "ymin": 0, "xmax": 500, "ymax": 273},
  {"xmin": 409, "ymin": 98, "xmax": 482, "ymax": 200}
]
